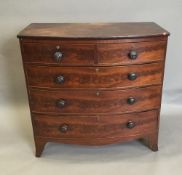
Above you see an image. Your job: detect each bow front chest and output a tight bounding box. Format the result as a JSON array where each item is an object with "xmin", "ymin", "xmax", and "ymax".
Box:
[{"xmin": 18, "ymin": 23, "xmax": 169, "ymax": 157}]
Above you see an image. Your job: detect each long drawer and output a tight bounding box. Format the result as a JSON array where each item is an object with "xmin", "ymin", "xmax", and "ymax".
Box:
[
  {"xmin": 33, "ymin": 110, "xmax": 158, "ymax": 139},
  {"xmin": 25, "ymin": 62, "xmax": 163, "ymax": 89},
  {"xmin": 29, "ymin": 85, "xmax": 161, "ymax": 114}
]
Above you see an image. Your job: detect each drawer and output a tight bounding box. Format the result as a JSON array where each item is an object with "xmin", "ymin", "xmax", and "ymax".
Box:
[
  {"xmin": 25, "ymin": 62, "xmax": 163, "ymax": 89},
  {"xmin": 21, "ymin": 40, "xmax": 166, "ymax": 66},
  {"xmin": 21, "ymin": 42, "xmax": 95, "ymax": 65},
  {"xmin": 97, "ymin": 41, "xmax": 166, "ymax": 65},
  {"xmin": 33, "ymin": 110, "xmax": 158, "ymax": 139},
  {"xmin": 30, "ymin": 86, "xmax": 161, "ymax": 114}
]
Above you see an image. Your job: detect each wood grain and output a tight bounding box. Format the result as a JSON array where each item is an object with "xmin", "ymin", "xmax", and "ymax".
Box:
[
  {"xmin": 29, "ymin": 85, "xmax": 161, "ymax": 114},
  {"xmin": 33, "ymin": 110, "xmax": 158, "ymax": 139},
  {"xmin": 21, "ymin": 40, "xmax": 166, "ymax": 65},
  {"xmin": 97, "ymin": 40, "xmax": 166, "ymax": 65},
  {"xmin": 25, "ymin": 62, "xmax": 163, "ymax": 89},
  {"xmin": 17, "ymin": 22, "xmax": 169, "ymax": 39},
  {"xmin": 18, "ymin": 22, "xmax": 169, "ymax": 156},
  {"xmin": 22, "ymin": 43, "xmax": 95, "ymax": 65}
]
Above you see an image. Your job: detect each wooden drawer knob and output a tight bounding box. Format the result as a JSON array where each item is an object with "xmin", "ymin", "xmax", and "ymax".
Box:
[
  {"xmin": 55, "ymin": 75, "xmax": 64, "ymax": 84},
  {"xmin": 54, "ymin": 51, "xmax": 63, "ymax": 62},
  {"xmin": 128, "ymin": 72, "xmax": 137, "ymax": 80},
  {"xmin": 59, "ymin": 124, "xmax": 69, "ymax": 133},
  {"xmin": 127, "ymin": 97, "xmax": 136, "ymax": 105},
  {"xmin": 126, "ymin": 121, "xmax": 135, "ymax": 129},
  {"xmin": 56, "ymin": 99, "xmax": 66, "ymax": 107},
  {"xmin": 128, "ymin": 50, "xmax": 138, "ymax": 59}
]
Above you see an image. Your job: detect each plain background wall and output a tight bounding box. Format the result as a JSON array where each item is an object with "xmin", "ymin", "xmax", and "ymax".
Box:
[{"xmin": 0, "ymin": 0, "xmax": 182, "ymax": 106}]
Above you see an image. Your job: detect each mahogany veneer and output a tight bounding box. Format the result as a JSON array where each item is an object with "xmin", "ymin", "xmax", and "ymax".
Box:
[{"xmin": 18, "ymin": 22, "xmax": 169, "ymax": 157}]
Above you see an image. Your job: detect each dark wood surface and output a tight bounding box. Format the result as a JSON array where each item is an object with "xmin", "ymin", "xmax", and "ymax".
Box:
[
  {"xmin": 29, "ymin": 85, "xmax": 161, "ymax": 114},
  {"xmin": 25, "ymin": 62, "xmax": 163, "ymax": 89},
  {"xmin": 33, "ymin": 110, "xmax": 158, "ymax": 139},
  {"xmin": 97, "ymin": 41, "xmax": 166, "ymax": 65},
  {"xmin": 21, "ymin": 40, "xmax": 166, "ymax": 66},
  {"xmin": 33, "ymin": 109, "xmax": 159, "ymax": 156},
  {"xmin": 22, "ymin": 42, "xmax": 95, "ymax": 65},
  {"xmin": 17, "ymin": 22, "xmax": 169, "ymax": 39},
  {"xmin": 18, "ymin": 22, "xmax": 169, "ymax": 157}
]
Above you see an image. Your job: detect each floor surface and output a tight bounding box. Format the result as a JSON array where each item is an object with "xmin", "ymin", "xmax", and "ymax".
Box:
[{"xmin": 0, "ymin": 104, "xmax": 182, "ymax": 175}]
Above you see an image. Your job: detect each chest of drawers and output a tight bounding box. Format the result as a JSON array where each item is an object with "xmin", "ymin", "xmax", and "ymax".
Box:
[{"xmin": 17, "ymin": 23, "xmax": 169, "ymax": 157}]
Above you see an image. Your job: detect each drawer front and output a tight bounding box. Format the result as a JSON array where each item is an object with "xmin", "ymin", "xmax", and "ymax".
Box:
[
  {"xmin": 33, "ymin": 110, "xmax": 158, "ymax": 139},
  {"xmin": 97, "ymin": 41, "xmax": 166, "ymax": 65},
  {"xmin": 30, "ymin": 86, "xmax": 161, "ymax": 114},
  {"xmin": 21, "ymin": 40, "xmax": 166, "ymax": 66},
  {"xmin": 26, "ymin": 62, "xmax": 163, "ymax": 89},
  {"xmin": 21, "ymin": 42, "xmax": 95, "ymax": 65}
]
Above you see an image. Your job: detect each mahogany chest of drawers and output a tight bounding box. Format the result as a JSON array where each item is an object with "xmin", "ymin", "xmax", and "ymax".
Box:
[{"xmin": 17, "ymin": 23, "xmax": 169, "ymax": 157}]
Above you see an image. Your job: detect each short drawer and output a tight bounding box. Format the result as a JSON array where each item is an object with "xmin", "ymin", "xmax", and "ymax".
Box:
[
  {"xmin": 21, "ymin": 42, "xmax": 95, "ymax": 65},
  {"xmin": 97, "ymin": 41, "xmax": 166, "ymax": 65},
  {"xmin": 33, "ymin": 110, "xmax": 158, "ymax": 139},
  {"xmin": 29, "ymin": 85, "xmax": 161, "ymax": 114},
  {"xmin": 25, "ymin": 62, "xmax": 163, "ymax": 89}
]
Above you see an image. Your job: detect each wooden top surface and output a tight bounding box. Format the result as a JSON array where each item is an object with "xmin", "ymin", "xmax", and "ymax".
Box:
[{"xmin": 17, "ymin": 22, "xmax": 169, "ymax": 39}]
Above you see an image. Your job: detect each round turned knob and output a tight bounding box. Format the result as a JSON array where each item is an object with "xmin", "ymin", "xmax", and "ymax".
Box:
[
  {"xmin": 59, "ymin": 124, "xmax": 69, "ymax": 133},
  {"xmin": 54, "ymin": 51, "xmax": 63, "ymax": 62},
  {"xmin": 56, "ymin": 99, "xmax": 66, "ymax": 107},
  {"xmin": 128, "ymin": 72, "xmax": 137, "ymax": 80},
  {"xmin": 127, "ymin": 97, "xmax": 136, "ymax": 105},
  {"xmin": 128, "ymin": 50, "xmax": 138, "ymax": 59},
  {"xmin": 126, "ymin": 121, "xmax": 135, "ymax": 129},
  {"xmin": 55, "ymin": 75, "xmax": 64, "ymax": 84}
]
